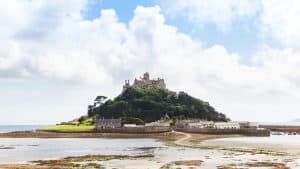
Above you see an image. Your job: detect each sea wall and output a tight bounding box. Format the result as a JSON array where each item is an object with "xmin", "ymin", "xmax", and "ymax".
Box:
[
  {"xmin": 97, "ymin": 126, "xmax": 171, "ymax": 133},
  {"xmin": 175, "ymin": 128, "xmax": 270, "ymax": 136},
  {"xmin": 260, "ymin": 125, "xmax": 300, "ymax": 132}
]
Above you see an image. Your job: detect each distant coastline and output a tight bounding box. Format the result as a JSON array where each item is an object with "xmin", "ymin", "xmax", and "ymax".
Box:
[
  {"xmin": 259, "ymin": 121, "xmax": 300, "ymax": 126},
  {"xmin": 0, "ymin": 125, "xmax": 43, "ymax": 133}
]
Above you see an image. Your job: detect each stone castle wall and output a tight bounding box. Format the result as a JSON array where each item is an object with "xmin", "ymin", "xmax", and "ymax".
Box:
[{"xmin": 123, "ymin": 72, "xmax": 166, "ymax": 91}]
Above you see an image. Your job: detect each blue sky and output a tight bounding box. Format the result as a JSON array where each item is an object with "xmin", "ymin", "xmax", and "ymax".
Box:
[
  {"xmin": 83, "ymin": 0, "xmax": 157, "ymax": 21},
  {"xmin": 1, "ymin": 0, "xmax": 300, "ymax": 124},
  {"xmin": 83, "ymin": 0, "xmax": 262, "ymax": 57}
]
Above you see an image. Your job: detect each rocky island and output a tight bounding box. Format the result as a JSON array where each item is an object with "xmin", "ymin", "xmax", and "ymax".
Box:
[
  {"xmin": 38, "ymin": 72, "xmax": 226, "ymax": 132},
  {"xmin": 34, "ymin": 73, "xmax": 269, "ymax": 137},
  {"xmin": 0, "ymin": 73, "xmax": 297, "ymax": 169}
]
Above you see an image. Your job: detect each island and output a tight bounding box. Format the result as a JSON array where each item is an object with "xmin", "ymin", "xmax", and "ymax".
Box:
[
  {"xmin": 0, "ymin": 73, "xmax": 296, "ymax": 169},
  {"xmin": 38, "ymin": 72, "xmax": 269, "ymax": 136}
]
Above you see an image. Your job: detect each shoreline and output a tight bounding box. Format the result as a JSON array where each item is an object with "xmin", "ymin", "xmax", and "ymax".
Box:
[
  {"xmin": 0, "ymin": 131, "xmax": 296, "ymax": 169},
  {"xmin": 0, "ymin": 130, "xmax": 272, "ymax": 153},
  {"xmin": 0, "ymin": 130, "xmax": 242, "ymax": 143},
  {"xmin": 0, "ymin": 130, "xmax": 292, "ymax": 155}
]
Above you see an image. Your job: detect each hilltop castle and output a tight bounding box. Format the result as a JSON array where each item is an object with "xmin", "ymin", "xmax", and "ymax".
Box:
[{"xmin": 123, "ymin": 72, "xmax": 166, "ymax": 91}]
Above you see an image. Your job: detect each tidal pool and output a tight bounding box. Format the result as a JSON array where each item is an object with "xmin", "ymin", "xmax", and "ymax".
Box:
[
  {"xmin": 0, "ymin": 136, "xmax": 299, "ymax": 168},
  {"xmin": 0, "ymin": 138, "xmax": 163, "ymax": 163}
]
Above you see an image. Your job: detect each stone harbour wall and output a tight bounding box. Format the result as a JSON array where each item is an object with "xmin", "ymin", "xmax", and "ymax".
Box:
[
  {"xmin": 259, "ymin": 125, "xmax": 300, "ymax": 132},
  {"xmin": 175, "ymin": 128, "xmax": 270, "ymax": 136},
  {"xmin": 97, "ymin": 126, "xmax": 171, "ymax": 133}
]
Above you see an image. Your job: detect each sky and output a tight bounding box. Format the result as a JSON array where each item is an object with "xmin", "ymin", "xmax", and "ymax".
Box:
[{"xmin": 1, "ymin": 0, "xmax": 300, "ymax": 124}]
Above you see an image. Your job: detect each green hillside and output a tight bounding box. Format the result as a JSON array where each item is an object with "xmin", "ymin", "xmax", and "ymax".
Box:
[{"xmin": 90, "ymin": 87, "xmax": 227, "ymax": 124}]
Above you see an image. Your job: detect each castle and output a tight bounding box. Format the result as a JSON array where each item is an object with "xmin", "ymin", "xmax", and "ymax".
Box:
[{"xmin": 123, "ymin": 72, "xmax": 166, "ymax": 91}]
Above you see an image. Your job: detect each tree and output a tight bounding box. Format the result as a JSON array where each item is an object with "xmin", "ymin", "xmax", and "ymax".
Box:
[
  {"xmin": 94, "ymin": 96, "xmax": 107, "ymax": 106},
  {"xmin": 88, "ymin": 96, "xmax": 108, "ymax": 117},
  {"xmin": 94, "ymin": 87, "xmax": 227, "ymax": 122}
]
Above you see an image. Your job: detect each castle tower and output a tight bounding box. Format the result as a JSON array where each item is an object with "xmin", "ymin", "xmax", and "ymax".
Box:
[
  {"xmin": 143, "ymin": 72, "xmax": 150, "ymax": 80},
  {"xmin": 123, "ymin": 73, "xmax": 166, "ymax": 91},
  {"xmin": 123, "ymin": 80, "xmax": 130, "ymax": 91}
]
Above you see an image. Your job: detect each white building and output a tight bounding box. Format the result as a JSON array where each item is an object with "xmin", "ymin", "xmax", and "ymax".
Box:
[
  {"xmin": 236, "ymin": 121, "xmax": 259, "ymax": 128},
  {"xmin": 175, "ymin": 119, "xmax": 202, "ymax": 128},
  {"xmin": 187, "ymin": 121, "xmax": 214, "ymax": 128},
  {"xmin": 249, "ymin": 122, "xmax": 259, "ymax": 128},
  {"xmin": 145, "ymin": 120, "xmax": 170, "ymax": 127},
  {"xmin": 214, "ymin": 122, "xmax": 240, "ymax": 129},
  {"xmin": 123, "ymin": 124, "xmax": 137, "ymax": 127}
]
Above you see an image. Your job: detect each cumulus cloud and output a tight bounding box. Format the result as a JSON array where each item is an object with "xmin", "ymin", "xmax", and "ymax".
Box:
[
  {"xmin": 2, "ymin": 1, "xmax": 300, "ymax": 121},
  {"xmin": 160, "ymin": 0, "xmax": 261, "ymax": 31},
  {"xmin": 1, "ymin": 1, "xmax": 300, "ymax": 98},
  {"xmin": 160, "ymin": 0, "xmax": 300, "ymax": 50},
  {"xmin": 260, "ymin": 0, "xmax": 300, "ymax": 49}
]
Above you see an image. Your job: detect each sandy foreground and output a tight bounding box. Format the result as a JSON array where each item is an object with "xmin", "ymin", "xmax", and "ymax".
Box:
[
  {"xmin": 99, "ymin": 132, "xmax": 299, "ymax": 169},
  {"xmin": 200, "ymin": 135, "xmax": 300, "ymax": 156},
  {"xmin": 0, "ymin": 131, "xmax": 299, "ymax": 169}
]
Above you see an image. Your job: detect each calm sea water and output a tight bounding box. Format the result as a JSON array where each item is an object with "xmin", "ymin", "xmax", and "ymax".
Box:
[
  {"xmin": 0, "ymin": 125, "xmax": 164, "ymax": 163},
  {"xmin": 0, "ymin": 125, "xmax": 41, "ymax": 133},
  {"xmin": 0, "ymin": 138, "xmax": 163, "ymax": 163}
]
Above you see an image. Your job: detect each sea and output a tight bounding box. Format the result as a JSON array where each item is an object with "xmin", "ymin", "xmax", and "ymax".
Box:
[
  {"xmin": 0, "ymin": 125, "xmax": 163, "ymax": 163},
  {"xmin": 0, "ymin": 125, "xmax": 42, "ymax": 133},
  {"xmin": 0, "ymin": 137, "xmax": 162, "ymax": 163}
]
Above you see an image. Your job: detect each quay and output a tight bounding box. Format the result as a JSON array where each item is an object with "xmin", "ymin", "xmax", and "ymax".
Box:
[{"xmin": 259, "ymin": 125, "xmax": 300, "ymax": 132}]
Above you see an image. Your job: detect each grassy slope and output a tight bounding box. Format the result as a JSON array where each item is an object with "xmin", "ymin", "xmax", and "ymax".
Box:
[
  {"xmin": 39, "ymin": 124, "xmax": 95, "ymax": 132},
  {"xmin": 38, "ymin": 116, "xmax": 95, "ymax": 132}
]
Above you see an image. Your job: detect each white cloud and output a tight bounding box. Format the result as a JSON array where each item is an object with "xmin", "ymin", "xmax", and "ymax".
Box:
[
  {"xmin": 160, "ymin": 0, "xmax": 261, "ymax": 31},
  {"xmin": 1, "ymin": 2, "xmax": 300, "ymax": 121},
  {"xmin": 161, "ymin": 0, "xmax": 300, "ymax": 50},
  {"xmin": 260, "ymin": 0, "xmax": 300, "ymax": 49},
  {"xmin": 1, "ymin": 2, "xmax": 300, "ymax": 96}
]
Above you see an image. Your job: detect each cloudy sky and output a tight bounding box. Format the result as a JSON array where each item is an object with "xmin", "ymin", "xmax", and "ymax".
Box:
[{"xmin": 1, "ymin": 0, "xmax": 300, "ymax": 124}]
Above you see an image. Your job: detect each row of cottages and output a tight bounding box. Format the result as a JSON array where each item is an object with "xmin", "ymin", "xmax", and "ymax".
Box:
[
  {"xmin": 187, "ymin": 121, "xmax": 214, "ymax": 128},
  {"xmin": 175, "ymin": 119, "xmax": 202, "ymax": 128},
  {"xmin": 214, "ymin": 122, "xmax": 240, "ymax": 129},
  {"xmin": 95, "ymin": 118, "xmax": 170, "ymax": 130},
  {"xmin": 176, "ymin": 120, "xmax": 246, "ymax": 129},
  {"xmin": 176, "ymin": 119, "xmax": 217, "ymax": 128},
  {"xmin": 95, "ymin": 118, "xmax": 122, "ymax": 129},
  {"xmin": 176, "ymin": 119, "xmax": 260, "ymax": 129},
  {"xmin": 95, "ymin": 118, "xmax": 258, "ymax": 130},
  {"xmin": 145, "ymin": 120, "xmax": 170, "ymax": 127}
]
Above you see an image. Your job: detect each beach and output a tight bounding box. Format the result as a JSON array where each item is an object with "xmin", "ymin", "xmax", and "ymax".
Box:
[
  {"xmin": 0, "ymin": 130, "xmax": 299, "ymax": 168},
  {"xmin": 201, "ymin": 135, "xmax": 300, "ymax": 155}
]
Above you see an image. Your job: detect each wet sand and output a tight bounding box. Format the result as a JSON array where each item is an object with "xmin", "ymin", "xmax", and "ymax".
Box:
[
  {"xmin": 0, "ymin": 130, "xmax": 239, "ymax": 145},
  {"xmin": 201, "ymin": 135, "xmax": 300, "ymax": 155},
  {"xmin": 0, "ymin": 131, "xmax": 298, "ymax": 168}
]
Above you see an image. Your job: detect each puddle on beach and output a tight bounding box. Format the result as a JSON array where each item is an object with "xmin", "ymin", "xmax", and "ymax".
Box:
[
  {"xmin": 0, "ymin": 136, "xmax": 299, "ymax": 168},
  {"xmin": 100, "ymin": 145, "xmax": 299, "ymax": 169}
]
